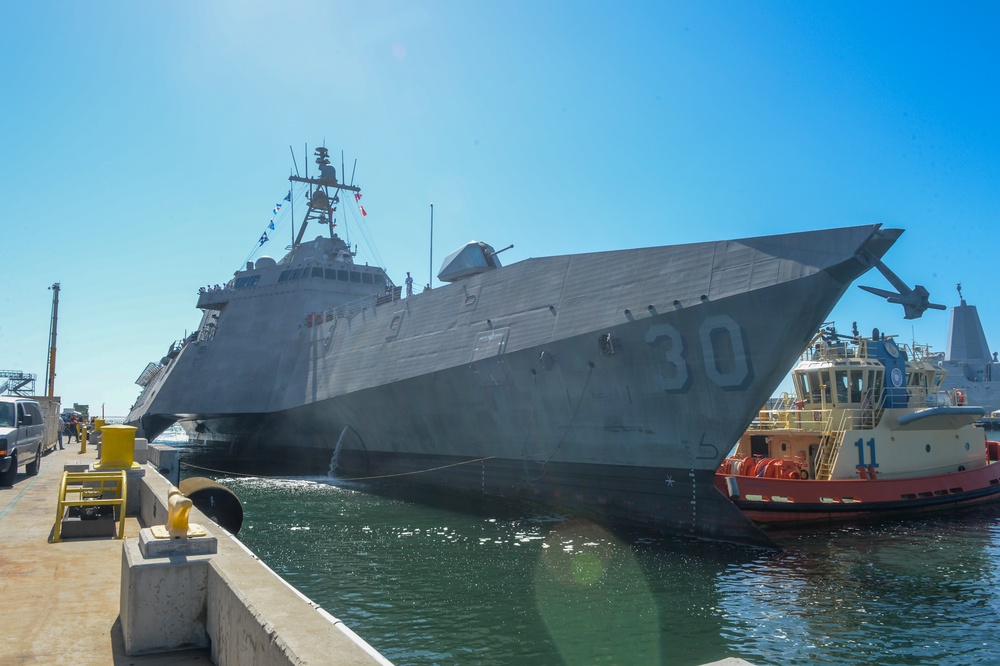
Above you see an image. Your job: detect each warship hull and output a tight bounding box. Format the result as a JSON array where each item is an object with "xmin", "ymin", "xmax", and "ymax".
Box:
[{"xmin": 129, "ymin": 224, "xmax": 900, "ymax": 545}]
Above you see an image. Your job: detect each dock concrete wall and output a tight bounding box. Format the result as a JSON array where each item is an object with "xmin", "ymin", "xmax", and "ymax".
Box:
[{"xmin": 132, "ymin": 463, "xmax": 391, "ymax": 665}]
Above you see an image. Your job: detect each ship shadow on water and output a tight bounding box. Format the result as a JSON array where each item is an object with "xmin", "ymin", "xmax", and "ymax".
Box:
[
  {"xmin": 173, "ymin": 437, "xmax": 778, "ymax": 666},
  {"xmin": 176, "ymin": 437, "xmax": 332, "ymax": 478},
  {"xmin": 176, "ymin": 434, "xmax": 770, "ymax": 556}
]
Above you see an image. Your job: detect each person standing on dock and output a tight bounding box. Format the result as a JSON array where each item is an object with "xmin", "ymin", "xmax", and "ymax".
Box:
[
  {"xmin": 57, "ymin": 414, "xmax": 65, "ymax": 450},
  {"xmin": 67, "ymin": 413, "xmax": 80, "ymax": 443},
  {"xmin": 405, "ymin": 272, "xmax": 413, "ymax": 297}
]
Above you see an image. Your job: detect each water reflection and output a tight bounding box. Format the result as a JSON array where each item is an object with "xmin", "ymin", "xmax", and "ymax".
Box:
[
  {"xmin": 718, "ymin": 513, "xmax": 1000, "ymax": 665},
  {"xmin": 534, "ymin": 519, "xmax": 660, "ymax": 664}
]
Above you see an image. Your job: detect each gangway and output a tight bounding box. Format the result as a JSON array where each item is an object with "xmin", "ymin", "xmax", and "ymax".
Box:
[{"xmin": 0, "ymin": 370, "xmax": 36, "ymax": 396}]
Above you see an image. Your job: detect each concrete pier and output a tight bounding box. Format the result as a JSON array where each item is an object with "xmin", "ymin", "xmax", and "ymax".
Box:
[{"xmin": 0, "ymin": 444, "xmax": 391, "ymax": 665}]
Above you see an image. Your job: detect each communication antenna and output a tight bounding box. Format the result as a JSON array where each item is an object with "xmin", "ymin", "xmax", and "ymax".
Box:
[{"xmin": 429, "ymin": 203, "xmax": 434, "ymax": 289}]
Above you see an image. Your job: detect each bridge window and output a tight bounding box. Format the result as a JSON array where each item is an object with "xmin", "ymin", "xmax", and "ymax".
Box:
[
  {"xmin": 338, "ymin": 269, "xmax": 349, "ymax": 281},
  {"xmin": 312, "ymin": 267, "xmax": 323, "ymax": 278},
  {"xmin": 279, "ymin": 271, "xmax": 290, "ymax": 282},
  {"xmin": 362, "ymin": 273, "xmax": 373, "ymax": 284},
  {"xmin": 350, "ymin": 271, "xmax": 361, "ymax": 283},
  {"xmin": 835, "ymin": 370, "xmax": 849, "ymax": 404},
  {"xmin": 850, "ymin": 370, "xmax": 863, "ymax": 403}
]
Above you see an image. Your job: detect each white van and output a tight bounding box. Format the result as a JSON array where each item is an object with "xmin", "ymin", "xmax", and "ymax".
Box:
[{"xmin": 0, "ymin": 397, "xmax": 46, "ymax": 485}]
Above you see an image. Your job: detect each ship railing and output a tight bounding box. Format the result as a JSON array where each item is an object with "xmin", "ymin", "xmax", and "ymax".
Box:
[
  {"xmin": 806, "ymin": 337, "xmax": 938, "ymax": 364},
  {"xmin": 323, "ymin": 286, "xmax": 403, "ymax": 321},
  {"xmin": 747, "ymin": 404, "xmax": 834, "ymax": 433},
  {"xmin": 197, "ymin": 286, "xmax": 231, "ymax": 310},
  {"xmin": 905, "ymin": 341, "xmax": 942, "ymax": 364},
  {"xmin": 881, "ymin": 385, "xmax": 966, "ymax": 410},
  {"xmin": 134, "ymin": 362, "xmax": 163, "ymax": 388},
  {"xmin": 805, "ymin": 338, "xmax": 874, "ymax": 362},
  {"xmin": 851, "ymin": 388, "xmax": 884, "ymax": 429}
]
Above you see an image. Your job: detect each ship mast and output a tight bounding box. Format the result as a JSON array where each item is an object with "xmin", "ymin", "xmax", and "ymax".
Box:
[
  {"xmin": 288, "ymin": 146, "xmax": 361, "ymax": 247},
  {"xmin": 45, "ymin": 282, "xmax": 60, "ymax": 397}
]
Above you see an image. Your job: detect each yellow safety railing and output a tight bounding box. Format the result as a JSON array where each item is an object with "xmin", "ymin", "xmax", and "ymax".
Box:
[{"xmin": 52, "ymin": 470, "xmax": 128, "ymax": 543}]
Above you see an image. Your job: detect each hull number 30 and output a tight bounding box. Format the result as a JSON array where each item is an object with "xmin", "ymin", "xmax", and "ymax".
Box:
[{"xmin": 644, "ymin": 315, "xmax": 752, "ymax": 392}]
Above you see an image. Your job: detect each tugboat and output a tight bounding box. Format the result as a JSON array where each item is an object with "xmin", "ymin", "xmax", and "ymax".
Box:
[
  {"xmin": 127, "ymin": 142, "xmax": 916, "ymax": 545},
  {"xmin": 716, "ymin": 325, "xmax": 1000, "ymax": 526}
]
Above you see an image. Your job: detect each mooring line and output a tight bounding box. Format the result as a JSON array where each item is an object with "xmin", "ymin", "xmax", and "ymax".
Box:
[{"xmin": 181, "ymin": 455, "xmax": 497, "ymax": 481}]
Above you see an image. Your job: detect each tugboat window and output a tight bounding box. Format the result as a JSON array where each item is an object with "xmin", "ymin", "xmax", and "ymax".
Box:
[
  {"xmin": 835, "ymin": 370, "xmax": 849, "ymax": 403},
  {"xmin": 312, "ymin": 267, "xmax": 323, "ymax": 278},
  {"xmin": 362, "ymin": 273, "xmax": 373, "ymax": 284},
  {"xmin": 325, "ymin": 268, "xmax": 337, "ymax": 279},
  {"xmin": 850, "ymin": 370, "xmax": 863, "ymax": 403},
  {"xmin": 350, "ymin": 271, "xmax": 361, "ymax": 283},
  {"xmin": 279, "ymin": 271, "xmax": 290, "ymax": 282},
  {"xmin": 338, "ymin": 269, "xmax": 349, "ymax": 281}
]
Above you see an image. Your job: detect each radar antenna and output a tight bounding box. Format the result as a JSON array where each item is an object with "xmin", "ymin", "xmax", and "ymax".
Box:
[{"xmin": 288, "ymin": 146, "xmax": 360, "ymax": 246}]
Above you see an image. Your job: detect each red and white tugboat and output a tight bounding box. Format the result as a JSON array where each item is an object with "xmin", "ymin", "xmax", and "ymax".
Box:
[{"xmin": 715, "ymin": 325, "xmax": 1000, "ymax": 526}]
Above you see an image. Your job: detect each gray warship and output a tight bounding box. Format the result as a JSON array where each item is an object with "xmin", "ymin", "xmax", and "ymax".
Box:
[
  {"xmin": 128, "ymin": 145, "xmax": 904, "ymax": 545},
  {"xmin": 933, "ymin": 285, "xmax": 1000, "ymax": 424}
]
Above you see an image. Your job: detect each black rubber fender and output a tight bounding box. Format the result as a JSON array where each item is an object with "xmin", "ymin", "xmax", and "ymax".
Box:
[{"xmin": 178, "ymin": 477, "xmax": 244, "ymax": 535}]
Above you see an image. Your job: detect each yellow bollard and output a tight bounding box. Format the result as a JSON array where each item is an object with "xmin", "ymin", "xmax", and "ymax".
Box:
[
  {"xmin": 93, "ymin": 418, "xmax": 105, "ymax": 432},
  {"xmin": 95, "ymin": 424, "xmax": 140, "ymax": 470},
  {"xmin": 166, "ymin": 486, "xmax": 193, "ymax": 538},
  {"xmin": 149, "ymin": 486, "xmax": 208, "ymax": 539},
  {"xmin": 78, "ymin": 424, "xmax": 87, "ymax": 454}
]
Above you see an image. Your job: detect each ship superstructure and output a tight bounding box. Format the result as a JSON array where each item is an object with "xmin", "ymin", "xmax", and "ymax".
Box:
[{"xmin": 933, "ymin": 286, "xmax": 1000, "ymax": 417}]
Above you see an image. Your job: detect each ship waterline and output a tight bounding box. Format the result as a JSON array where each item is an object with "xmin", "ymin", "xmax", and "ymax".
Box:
[{"xmin": 126, "ymin": 150, "xmax": 900, "ymax": 544}]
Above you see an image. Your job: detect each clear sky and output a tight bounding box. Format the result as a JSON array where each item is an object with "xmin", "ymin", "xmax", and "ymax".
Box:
[{"xmin": 2, "ymin": 1, "xmax": 998, "ymax": 417}]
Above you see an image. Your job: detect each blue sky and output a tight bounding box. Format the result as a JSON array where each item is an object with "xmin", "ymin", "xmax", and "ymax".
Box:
[{"xmin": 2, "ymin": 1, "xmax": 998, "ymax": 416}]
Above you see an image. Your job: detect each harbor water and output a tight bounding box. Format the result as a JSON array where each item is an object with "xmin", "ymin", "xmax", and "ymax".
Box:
[{"xmin": 166, "ymin": 430, "xmax": 1000, "ymax": 666}]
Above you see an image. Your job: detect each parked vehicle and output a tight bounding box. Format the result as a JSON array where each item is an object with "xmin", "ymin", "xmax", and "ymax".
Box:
[{"xmin": 0, "ymin": 397, "xmax": 46, "ymax": 485}]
